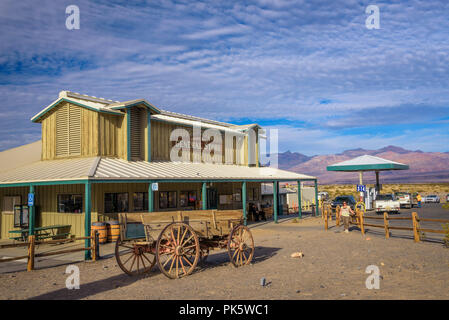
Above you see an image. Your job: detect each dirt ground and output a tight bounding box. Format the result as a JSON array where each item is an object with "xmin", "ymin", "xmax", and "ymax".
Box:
[{"xmin": 1, "ymin": 214, "xmax": 448, "ymax": 300}]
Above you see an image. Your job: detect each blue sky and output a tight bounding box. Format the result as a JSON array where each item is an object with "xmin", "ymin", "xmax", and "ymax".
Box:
[{"xmin": 0, "ymin": 0, "xmax": 448, "ymax": 155}]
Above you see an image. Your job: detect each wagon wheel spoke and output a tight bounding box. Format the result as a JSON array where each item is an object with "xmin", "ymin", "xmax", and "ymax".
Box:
[{"xmin": 182, "ymin": 255, "xmax": 194, "ymax": 267}]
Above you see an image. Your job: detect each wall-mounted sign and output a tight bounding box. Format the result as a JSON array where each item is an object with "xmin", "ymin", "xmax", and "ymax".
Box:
[
  {"xmin": 28, "ymin": 193, "xmax": 35, "ymax": 207},
  {"xmin": 151, "ymin": 183, "xmax": 159, "ymax": 192}
]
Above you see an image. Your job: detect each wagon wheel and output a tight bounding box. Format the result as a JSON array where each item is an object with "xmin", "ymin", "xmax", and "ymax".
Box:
[
  {"xmin": 228, "ymin": 225, "xmax": 254, "ymax": 267},
  {"xmin": 115, "ymin": 237, "xmax": 156, "ymax": 276},
  {"xmin": 156, "ymin": 222, "xmax": 200, "ymax": 279}
]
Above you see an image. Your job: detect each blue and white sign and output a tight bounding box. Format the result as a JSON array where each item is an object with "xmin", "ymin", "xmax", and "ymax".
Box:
[
  {"xmin": 28, "ymin": 193, "xmax": 35, "ymax": 206},
  {"xmin": 151, "ymin": 183, "xmax": 159, "ymax": 192},
  {"xmin": 357, "ymin": 185, "xmax": 366, "ymax": 192}
]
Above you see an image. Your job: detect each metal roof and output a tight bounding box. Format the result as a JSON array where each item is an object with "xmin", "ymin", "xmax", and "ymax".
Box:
[
  {"xmin": 93, "ymin": 158, "xmax": 315, "ymax": 181},
  {"xmin": 31, "ymin": 91, "xmax": 255, "ymax": 132},
  {"xmin": 327, "ymin": 155, "xmax": 409, "ymax": 172},
  {"xmin": 0, "ymin": 157, "xmax": 315, "ymax": 185},
  {"xmin": 0, "ymin": 157, "xmax": 97, "ymax": 184}
]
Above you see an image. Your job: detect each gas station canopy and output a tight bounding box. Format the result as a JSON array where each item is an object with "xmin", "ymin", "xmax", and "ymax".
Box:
[
  {"xmin": 326, "ymin": 155, "xmax": 409, "ymax": 207},
  {"xmin": 326, "ymin": 155, "xmax": 409, "ymax": 172}
]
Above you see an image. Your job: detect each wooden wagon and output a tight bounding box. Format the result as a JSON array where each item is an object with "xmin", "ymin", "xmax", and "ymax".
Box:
[{"xmin": 114, "ymin": 210, "xmax": 255, "ymax": 279}]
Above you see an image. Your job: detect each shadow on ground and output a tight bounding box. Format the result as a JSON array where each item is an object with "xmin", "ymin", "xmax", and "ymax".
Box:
[{"xmin": 29, "ymin": 245, "xmax": 281, "ymax": 300}]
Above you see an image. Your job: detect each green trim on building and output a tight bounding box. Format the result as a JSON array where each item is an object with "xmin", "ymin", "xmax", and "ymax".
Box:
[
  {"xmin": 273, "ymin": 181, "xmax": 278, "ymax": 223},
  {"xmin": 202, "ymin": 182, "xmax": 207, "ymax": 210},
  {"xmin": 31, "ymin": 98, "xmax": 122, "ymax": 123},
  {"xmin": 242, "ymin": 181, "xmax": 247, "ymax": 226},
  {"xmin": 84, "ymin": 182, "xmax": 91, "ymax": 261},
  {"xmin": 109, "ymin": 101, "xmax": 161, "ymax": 114},
  {"xmin": 28, "ymin": 185, "xmax": 35, "ymax": 236}
]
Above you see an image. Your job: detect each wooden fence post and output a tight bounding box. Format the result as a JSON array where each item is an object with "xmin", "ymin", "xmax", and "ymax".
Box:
[
  {"xmin": 324, "ymin": 208, "xmax": 328, "ymax": 230},
  {"xmin": 91, "ymin": 230, "xmax": 97, "ymax": 262},
  {"xmin": 359, "ymin": 210, "xmax": 365, "ymax": 235},
  {"xmin": 412, "ymin": 212, "xmax": 420, "ymax": 242},
  {"xmin": 336, "ymin": 205, "xmax": 340, "ymax": 226},
  {"xmin": 27, "ymin": 235, "xmax": 35, "ymax": 272},
  {"xmin": 384, "ymin": 212, "xmax": 390, "ymax": 239}
]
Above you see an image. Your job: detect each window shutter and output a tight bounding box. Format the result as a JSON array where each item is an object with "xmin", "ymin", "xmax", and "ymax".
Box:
[
  {"xmin": 68, "ymin": 105, "xmax": 81, "ymax": 155},
  {"xmin": 56, "ymin": 104, "xmax": 81, "ymax": 157},
  {"xmin": 130, "ymin": 108, "xmax": 142, "ymax": 159},
  {"xmin": 56, "ymin": 104, "xmax": 69, "ymax": 156}
]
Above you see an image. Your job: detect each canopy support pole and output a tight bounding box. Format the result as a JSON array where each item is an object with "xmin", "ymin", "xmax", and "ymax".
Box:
[
  {"xmin": 314, "ymin": 179, "xmax": 319, "ymax": 217},
  {"xmin": 375, "ymin": 171, "xmax": 380, "ymax": 191},
  {"xmin": 297, "ymin": 180, "xmax": 302, "ymax": 219}
]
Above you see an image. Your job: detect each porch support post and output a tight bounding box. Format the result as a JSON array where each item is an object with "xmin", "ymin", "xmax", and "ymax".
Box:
[
  {"xmin": 148, "ymin": 181, "xmax": 154, "ymax": 212},
  {"xmin": 127, "ymin": 108, "xmax": 131, "ymax": 161},
  {"xmin": 375, "ymin": 171, "xmax": 380, "ymax": 191},
  {"xmin": 84, "ymin": 181, "xmax": 92, "ymax": 261},
  {"xmin": 314, "ymin": 179, "xmax": 319, "ymax": 217},
  {"xmin": 297, "ymin": 180, "xmax": 302, "ymax": 219},
  {"xmin": 273, "ymin": 181, "xmax": 278, "ymax": 223},
  {"xmin": 28, "ymin": 185, "xmax": 35, "ymax": 236},
  {"xmin": 202, "ymin": 182, "xmax": 207, "ymax": 210},
  {"xmin": 242, "ymin": 181, "xmax": 247, "ymax": 226}
]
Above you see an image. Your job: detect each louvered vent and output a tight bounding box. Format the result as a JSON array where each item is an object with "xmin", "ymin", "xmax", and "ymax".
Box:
[
  {"xmin": 56, "ymin": 104, "xmax": 81, "ymax": 157},
  {"xmin": 130, "ymin": 108, "xmax": 143, "ymax": 160}
]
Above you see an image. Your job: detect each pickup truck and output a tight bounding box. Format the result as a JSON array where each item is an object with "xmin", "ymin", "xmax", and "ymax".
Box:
[
  {"xmin": 394, "ymin": 192, "xmax": 412, "ymax": 209},
  {"xmin": 374, "ymin": 194, "xmax": 400, "ymax": 214}
]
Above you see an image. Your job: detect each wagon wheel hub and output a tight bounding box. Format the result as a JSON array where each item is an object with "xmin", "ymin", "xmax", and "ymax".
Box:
[
  {"xmin": 239, "ymin": 243, "xmax": 246, "ymax": 251},
  {"xmin": 175, "ymin": 246, "xmax": 183, "ymax": 256}
]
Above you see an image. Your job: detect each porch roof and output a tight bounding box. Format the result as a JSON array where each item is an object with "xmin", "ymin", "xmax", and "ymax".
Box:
[{"xmin": 0, "ymin": 157, "xmax": 316, "ymax": 186}]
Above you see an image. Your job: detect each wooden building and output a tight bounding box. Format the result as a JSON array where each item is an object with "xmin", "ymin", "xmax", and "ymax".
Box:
[{"xmin": 0, "ymin": 91, "xmax": 317, "ymax": 255}]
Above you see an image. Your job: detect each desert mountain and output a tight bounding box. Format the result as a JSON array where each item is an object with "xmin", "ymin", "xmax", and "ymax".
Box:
[{"xmin": 277, "ymin": 145, "xmax": 449, "ymax": 184}]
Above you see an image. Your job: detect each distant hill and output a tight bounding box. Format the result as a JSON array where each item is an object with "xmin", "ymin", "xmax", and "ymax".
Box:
[{"xmin": 277, "ymin": 146, "xmax": 449, "ymax": 184}]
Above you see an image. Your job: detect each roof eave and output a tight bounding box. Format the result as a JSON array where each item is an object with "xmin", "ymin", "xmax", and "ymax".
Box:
[{"xmin": 31, "ymin": 98, "xmax": 123, "ymax": 123}]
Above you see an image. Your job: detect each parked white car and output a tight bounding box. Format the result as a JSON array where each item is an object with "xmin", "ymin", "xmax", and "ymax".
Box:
[
  {"xmin": 425, "ymin": 195, "xmax": 440, "ymax": 203},
  {"xmin": 375, "ymin": 194, "xmax": 400, "ymax": 214},
  {"xmin": 394, "ymin": 192, "xmax": 412, "ymax": 209}
]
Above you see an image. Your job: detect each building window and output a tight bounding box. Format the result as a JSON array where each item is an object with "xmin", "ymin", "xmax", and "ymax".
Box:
[
  {"xmin": 249, "ymin": 188, "xmax": 260, "ymax": 201},
  {"xmin": 58, "ymin": 194, "xmax": 83, "ymax": 213},
  {"xmin": 2, "ymin": 196, "xmax": 21, "ymax": 213},
  {"xmin": 159, "ymin": 191, "xmax": 177, "ymax": 209},
  {"xmin": 104, "ymin": 193, "xmax": 129, "ymax": 213},
  {"xmin": 133, "ymin": 192, "xmax": 148, "ymax": 211},
  {"xmin": 180, "ymin": 191, "xmax": 196, "ymax": 207}
]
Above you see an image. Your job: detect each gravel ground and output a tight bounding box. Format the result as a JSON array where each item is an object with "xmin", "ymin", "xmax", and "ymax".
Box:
[{"xmin": 1, "ymin": 216, "xmax": 448, "ymax": 300}]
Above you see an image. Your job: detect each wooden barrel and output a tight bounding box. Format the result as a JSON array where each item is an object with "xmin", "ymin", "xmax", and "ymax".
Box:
[
  {"xmin": 106, "ymin": 220, "xmax": 120, "ymax": 242},
  {"xmin": 92, "ymin": 222, "xmax": 107, "ymax": 244}
]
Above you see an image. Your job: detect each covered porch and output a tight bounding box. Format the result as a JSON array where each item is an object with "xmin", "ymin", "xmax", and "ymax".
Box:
[{"xmin": 0, "ymin": 157, "xmax": 317, "ymax": 260}]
